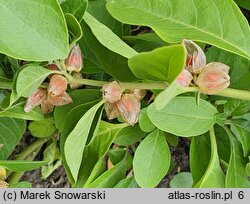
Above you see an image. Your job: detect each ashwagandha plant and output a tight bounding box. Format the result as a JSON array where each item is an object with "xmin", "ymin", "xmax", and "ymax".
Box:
[{"xmin": 0, "ymin": 0, "xmax": 250, "ymax": 188}]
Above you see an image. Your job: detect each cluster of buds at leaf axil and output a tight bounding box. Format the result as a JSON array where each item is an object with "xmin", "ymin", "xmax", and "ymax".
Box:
[
  {"xmin": 102, "ymin": 81, "xmax": 146, "ymax": 126},
  {"xmin": 24, "ymin": 74, "xmax": 72, "ymax": 114},
  {"xmin": 175, "ymin": 40, "xmax": 230, "ymax": 95},
  {"xmin": 24, "ymin": 45, "xmax": 85, "ymax": 113}
]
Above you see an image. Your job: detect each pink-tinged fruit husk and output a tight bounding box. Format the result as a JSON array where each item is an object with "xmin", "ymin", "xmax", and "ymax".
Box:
[
  {"xmin": 196, "ymin": 62, "xmax": 230, "ymax": 95},
  {"xmin": 133, "ymin": 89, "xmax": 147, "ymax": 100},
  {"xmin": 24, "ymin": 88, "xmax": 47, "ymax": 112},
  {"xmin": 65, "ymin": 45, "xmax": 83, "ymax": 72},
  {"xmin": 175, "ymin": 69, "xmax": 193, "ymax": 87},
  {"xmin": 41, "ymin": 100, "xmax": 54, "ymax": 114},
  {"xmin": 69, "ymin": 72, "xmax": 83, "ymax": 89},
  {"xmin": 47, "ymin": 74, "xmax": 68, "ymax": 96},
  {"xmin": 48, "ymin": 92, "xmax": 73, "ymax": 106},
  {"xmin": 102, "ymin": 81, "xmax": 122, "ymax": 103},
  {"xmin": 104, "ymin": 102, "xmax": 120, "ymax": 120},
  {"xmin": 183, "ymin": 40, "xmax": 206, "ymax": 74},
  {"xmin": 117, "ymin": 93, "xmax": 140, "ymax": 126}
]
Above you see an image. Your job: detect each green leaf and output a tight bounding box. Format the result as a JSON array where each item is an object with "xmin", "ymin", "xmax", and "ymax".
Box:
[
  {"xmin": 139, "ymin": 108, "xmax": 155, "ymax": 133},
  {"xmin": 64, "ymin": 100, "xmax": 104, "ymax": 181},
  {"xmin": 79, "ymin": 21, "xmax": 137, "ymax": 81},
  {"xmin": 207, "ymin": 47, "xmax": 250, "ymax": 90},
  {"xmin": 54, "ymin": 89, "xmax": 102, "ymax": 132},
  {"xmin": 83, "ymin": 158, "xmax": 106, "ymax": 187},
  {"xmin": 224, "ymin": 99, "xmax": 250, "ymax": 116},
  {"xmin": 0, "ymin": 102, "xmax": 44, "ymax": 121},
  {"xmin": 195, "ymin": 127, "xmax": 225, "ymax": 188},
  {"xmin": 65, "ymin": 13, "xmax": 83, "ymax": 46},
  {"xmin": 29, "ymin": 118, "xmax": 57, "ymax": 138},
  {"xmin": 83, "ymin": 12, "xmax": 137, "ymax": 59},
  {"xmin": 165, "ymin": 132, "xmax": 179, "ymax": 147},
  {"xmin": 87, "ymin": 0, "xmax": 129, "ymax": 38},
  {"xmin": 133, "ymin": 129, "xmax": 171, "ymax": 188},
  {"xmin": 108, "ymin": 148, "xmax": 126, "ymax": 165},
  {"xmin": 147, "ymin": 97, "xmax": 218, "ymax": 137},
  {"xmin": 0, "ymin": 160, "xmax": 47, "ymax": 171},
  {"xmin": 215, "ymin": 125, "xmax": 231, "ymax": 163},
  {"xmin": 41, "ymin": 141, "xmax": 62, "ymax": 179},
  {"xmin": 115, "ymin": 177, "xmax": 139, "ymax": 188},
  {"xmin": 0, "ymin": 118, "xmax": 26, "ymax": 160},
  {"xmin": 128, "ymin": 45, "xmax": 185, "ymax": 82},
  {"xmin": 246, "ymin": 162, "xmax": 250, "ymax": 177},
  {"xmin": 9, "ymin": 181, "xmax": 32, "ymax": 188},
  {"xmin": 61, "ymin": 0, "xmax": 88, "ymax": 22},
  {"xmin": 0, "ymin": 0, "xmax": 68, "ymax": 61},
  {"xmin": 231, "ymin": 123, "xmax": 250, "ymax": 157},
  {"xmin": 114, "ymin": 124, "xmax": 146, "ymax": 146},
  {"xmin": 234, "ymin": 0, "xmax": 250, "ymax": 10},
  {"xmin": 107, "ymin": 0, "xmax": 250, "ymax": 60},
  {"xmin": 224, "ymin": 127, "xmax": 250, "ymax": 187},
  {"xmin": 155, "ymin": 83, "xmax": 187, "ymax": 110},
  {"xmin": 190, "ymin": 134, "xmax": 211, "ymax": 184},
  {"xmin": 16, "ymin": 65, "xmax": 58, "ymax": 98},
  {"xmin": 76, "ymin": 121, "xmax": 127, "ymax": 187},
  {"xmin": 0, "ymin": 76, "xmax": 12, "ymax": 89},
  {"xmin": 170, "ymin": 172, "xmax": 193, "ymax": 188},
  {"xmin": 86, "ymin": 154, "xmax": 132, "ymax": 188}
]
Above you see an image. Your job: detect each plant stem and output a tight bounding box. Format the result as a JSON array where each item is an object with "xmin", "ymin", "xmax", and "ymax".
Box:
[
  {"xmin": 67, "ymin": 74, "xmax": 250, "ymax": 101},
  {"xmin": 8, "ymin": 138, "xmax": 48, "ymax": 185}
]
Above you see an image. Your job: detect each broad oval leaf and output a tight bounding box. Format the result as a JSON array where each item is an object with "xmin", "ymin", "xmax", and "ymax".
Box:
[
  {"xmin": 107, "ymin": 0, "xmax": 250, "ymax": 60},
  {"xmin": 147, "ymin": 97, "xmax": 218, "ymax": 137},
  {"xmin": 64, "ymin": 100, "xmax": 104, "ymax": 181},
  {"xmin": 0, "ymin": 0, "xmax": 68, "ymax": 61},
  {"xmin": 0, "ymin": 117, "xmax": 26, "ymax": 160},
  {"xmin": 133, "ymin": 129, "xmax": 171, "ymax": 188},
  {"xmin": 16, "ymin": 65, "xmax": 59, "ymax": 98},
  {"xmin": 0, "ymin": 160, "xmax": 47, "ymax": 171},
  {"xmin": 0, "ymin": 103, "xmax": 44, "ymax": 121},
  {"xmin": 128, "ymin": 45, "xmax": 185, "ymax": 82},
  {"xmin": 170, "ymin": 172, "xmax": 193, "ymax": 188}
]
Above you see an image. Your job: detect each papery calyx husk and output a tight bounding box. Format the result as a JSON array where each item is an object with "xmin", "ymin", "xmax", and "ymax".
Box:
[
  {"xmin": 132, "ymin": 89, "xmax": 147, "ymax": 100},
  {"xmin": 41, "ymin": 99, "xmax": 54, "ymax": 114},
  {"xmin": 117, "ymin": 93, "xmax": 140, "ymax": 126},
  {"xmin": 47, "ymin": 74, "xmax": 68, "ymax": 96},
  {"xmin": 175, "ymin": 69, "xmax": 193, "ymax": 87},
  {"xmin": 102, "ymin": 81, "xmax": 122, "ymax": 103},
  {"xmin": 183, "ymin": 40, "xmax": 206, "ymax": 74},
  {"xmin": 47, "ymin": 92, "xmax": 73, "ymax": 106},
  {"xmin": 104, "ymin": 102, "xmax": 120, "ymax": 120},
  {"xmin": 24, "ymin": 88, "xmax": 47, "ymax": 112},
  {"xmin": 196, "ymin": 62, "xmax": 230, "ymax": 95},
  {"xmin": 65, "ymin": 44, "xmax": 83, "ymax": 72}
]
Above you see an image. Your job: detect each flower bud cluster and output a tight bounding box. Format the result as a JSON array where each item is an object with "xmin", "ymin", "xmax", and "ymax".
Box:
[
  {"xmin": 24, "ymin": 74, "xmax": 72, "ymax": 114},
  {"xmin": 175, "ymin": 40, "xmax": 230, "ymax": 95},
  {"xmin": 24, "ymin": 45, "xmax": 85, "ymax": 114},
  {"xmin": 102, "ymin": 81, "xmax": 146, "ymax": 126}
]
